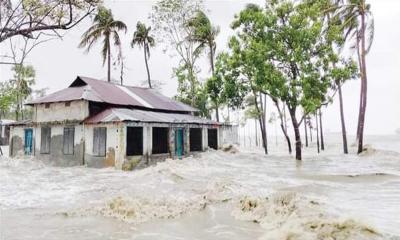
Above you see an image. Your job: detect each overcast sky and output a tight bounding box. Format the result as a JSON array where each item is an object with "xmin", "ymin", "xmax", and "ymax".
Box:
[{"xmin": 0, "ymin": 0, "xmax": 399, "ymax": 135}]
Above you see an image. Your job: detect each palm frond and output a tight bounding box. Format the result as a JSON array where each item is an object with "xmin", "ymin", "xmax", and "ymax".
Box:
[
  {"xmin": 110, "ymin": 20, "xmax": 127, "ymax": 32},
  {"xmin": 112, "ymin": 31, "xmax": 122, "ymax": 47},
  {"xmin": 365, "ymin": 16, "xmax": 374, "ymax": 54},
  {"xmin": 79, "ymin": 27, "xmax": 105, "ymax": 53}
]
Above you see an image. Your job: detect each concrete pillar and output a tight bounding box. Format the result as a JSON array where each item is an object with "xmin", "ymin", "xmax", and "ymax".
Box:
[
  {"xmin": 169, "ymin": 127, "xmax": 175, "ymax": 158},
  {"xmin": 218, "ymin": 127, "xmax": 223, "ymax": 149},
  {"xmin": 143, "ymin": 126, "xmax": 152, "ymax": 163},
  {"xmin": 184, "ymin": 126, "xmax": 190, "ymax": 155},
  {"xmin": 202, "ymin": 127, "xmax": 208, "ymax": 151}
]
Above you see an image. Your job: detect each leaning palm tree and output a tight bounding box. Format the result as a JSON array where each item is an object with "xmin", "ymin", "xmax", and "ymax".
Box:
[
  {"xmin": 187, "ymin": 10, "xmax": 220, "ymax": 120},
  {"xmin": 79, "ymin": 7, "xmax": 127, "ymax": 82},
  {"xmin": 335, "ymin": 0, "xmax": 374, "ymax": 154},
  {"xmin": 187, "ymin": 10, "xmax": 219, "ymax": 74},
  {"xmin": 131, "ymin": 21, "xmax": 155, "ymax": 88}
]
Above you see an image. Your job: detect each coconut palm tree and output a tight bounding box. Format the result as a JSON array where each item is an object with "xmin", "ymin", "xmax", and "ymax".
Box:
[
  {"xmin": 131, "ymin": 21, "xmax": 155, "ymax": 88},
  {"xmin": 187, "ymin": 10, "xmax": 220, "ymax": 120},
  {"xmin": 187, "ymin": 10, "xmax": 219, "ymax": 74},
  {"xmin": 79, "ymin": 7, "xmax": 127, "ymax": 82},
  {"xmin": 334, "ymin": 0, "xmax": 374, "ymax": 154}
]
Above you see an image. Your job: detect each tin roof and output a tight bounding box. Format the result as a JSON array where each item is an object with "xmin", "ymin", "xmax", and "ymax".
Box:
[
  {"xmin": 85, "ymin": 108, "xmax": 218, "ymax": 125},
  {"xmin": 27, "ymin": 76, "xmax": 198, "ymax": 113},
  {"xmin": 0, "ymin": 119, "xmax": 15, "ymax": 125}
]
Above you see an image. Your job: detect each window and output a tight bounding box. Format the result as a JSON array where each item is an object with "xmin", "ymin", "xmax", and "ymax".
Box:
[
  {"xmin": 63, "ymin": 127, "xmax": 74, "ymax": 155},
  {"xmin": 45, "ymin": 103, "xmax": 50, "ymax": 109},
  {"xmin": 93, "ymin": 127, "xmax": 106, "ymax": 156},
  {"xmin": 152, "ymin": 127, "xmax": 169, "ymax": 154},
  {"xmin": 40, "ymin": 127, "xmax": 51, "ymax": 154},
  {"xmin": 126, "ymin": 127, "xmax": 143, "ymax": 156},
  {"xmin": 190, "ymin": 128, "xmax": 202, "ymax": 151},
  {"xmin": 65, "ymin": 102, "xmax": 71, "ymax": 107}
]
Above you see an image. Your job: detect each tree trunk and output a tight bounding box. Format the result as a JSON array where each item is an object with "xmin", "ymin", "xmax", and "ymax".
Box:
[
  {"xmin": 107, "ymin": 40, "xmax": 111, "ymax": 82},
  {"xmin": 319, "ymin": 108, "xmax": 324, "ymax": 151},
  {"xmin": 337, "ymin": 83, "xmax": 348, "ymax": 154},
  {"xmin": 355, "ymin": 30, "xmax": 363, "ymax": 142},
  {"xmin": 188, "ymin": 65, "xmax": 196, "ymax": 107},
  {"xmin": 315, "ymin": 113, "xmax": 320, "ymax": 153},
  {"xmin": 252, "ymin": 90, "xmax": 267, "ymax": 154},
  {"xmin": 144, "ymin": 46, "xmax": 152, "ymax": 88},
  {"xmin": 304, "ymin": 117, "xmax": 308, "ymax": 147},
  {"xmin": 209, "ymin": 45, "xmax": 215, "ymax": 75},
  {"xmin": 215, "ymin": 106, "xmax": 220, "ymax": 122},
  {"xmin": 357, "ymin": 13, "xmax": 368, "ymax": 154},
  {"xmin": 255, "ymin": 119, "xmax": 258, "ymax": 147},
  {"xmin": 288, "ymin": 107, "xmax": 301, "ymax": 160},
  {"xmin": 309, "ymin": 123, "xmax": 313, "ymax": 142},
  {"xmin": 273, "ymin": 98, "xmax": 291, "ymax": 154}
]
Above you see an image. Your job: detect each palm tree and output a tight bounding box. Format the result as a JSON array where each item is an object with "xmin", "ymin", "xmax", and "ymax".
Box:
[
  {"xmin": 79, "ymin": 7, "xmax": 127, "ymax": 82},
  {"xmin": 187, "ymin": 10, "xmax": 220, "ymax": 120},
  {"xmin": 131, "ymin": 21, "xmax": 155, "ymax": 88},
  {"xmin": 335, "ymin": 0, "xmax": 374, "ymax": 153}
]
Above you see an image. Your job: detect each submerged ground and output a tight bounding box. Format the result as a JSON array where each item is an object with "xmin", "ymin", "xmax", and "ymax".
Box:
[{"xmin": 1, "ymin": 134, "xmax": 399, "ymax": 240}]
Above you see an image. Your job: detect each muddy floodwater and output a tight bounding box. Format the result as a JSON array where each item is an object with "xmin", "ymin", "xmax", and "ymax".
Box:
[{"xmin": 1, "ymin": 134, "xmax": 400, "ymax": 240}]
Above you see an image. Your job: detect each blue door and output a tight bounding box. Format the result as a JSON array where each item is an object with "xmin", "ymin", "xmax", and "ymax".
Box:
[
  {"xmin": 24, "ymin": 128, "xmax": 33, "ymax": 155},
  {"xmin": 175, "ymin": 128, "xmax": 184, "ymax": 158}
]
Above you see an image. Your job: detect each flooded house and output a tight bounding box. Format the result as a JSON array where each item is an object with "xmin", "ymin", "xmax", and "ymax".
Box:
[{"xmin": 8, "ymin": 76, "xmax": 237, "ymax": 170}]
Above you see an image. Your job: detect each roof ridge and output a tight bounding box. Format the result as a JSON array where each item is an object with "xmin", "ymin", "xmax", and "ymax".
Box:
[{"xmin": 78, "ymin": 76, "xmax": 151, "ymax": 90}]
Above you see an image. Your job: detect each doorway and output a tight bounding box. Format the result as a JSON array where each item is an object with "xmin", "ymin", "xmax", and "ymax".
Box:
[
  {"xmin": 126, "ymin": 127, "xmax": 143, "ymax": 156},
  {"xmin": 208, "ymin": 128, "xmax": 218, "ymax": 150},
  {"xmin": 24, "ymin": 128, "xmax": 33, "ymax": 155},
  {"xmin": 175, "ymin": 128, "xmax": 184, "ymax": 157},
  {"xmin": 189, "ymin": 128, "xmax": 202, "ymax": 151}
]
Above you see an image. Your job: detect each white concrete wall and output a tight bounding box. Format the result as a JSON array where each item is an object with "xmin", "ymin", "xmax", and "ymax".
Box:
[
  {"xmin": 84, "ymin": 123, "xmax": 124, "ymax": 168},
  {"xmin": 9, "ymin": 126, "xmax": 26, "ymax": 157},
  {"xmin": 220, "ymin": 125, "xmax": 239, "ymax": 146},
  {"xmin": 34, "ymin": 100, "xmax": 89, "ymax": 123}
]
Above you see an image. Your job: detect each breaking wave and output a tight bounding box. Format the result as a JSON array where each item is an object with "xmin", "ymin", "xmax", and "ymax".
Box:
[{"xmin": 232, "ymin": 192, "xmax": 382, "ymax": 240}]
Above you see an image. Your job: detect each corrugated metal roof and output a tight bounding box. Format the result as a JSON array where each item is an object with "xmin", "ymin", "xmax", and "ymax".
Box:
[
  {"xmin": 85, "ymin": 108, "xmax": 219, "ymax": 125},
  {"xmin": 0, "ymin": 119, "xmax": 15, "ymax": 125},
  {"xmin": 27, "ymin": 76, "xmax": 198, "ymax": 113}
]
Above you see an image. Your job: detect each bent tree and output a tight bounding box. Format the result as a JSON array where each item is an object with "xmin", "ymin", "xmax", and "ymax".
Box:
[
  {"xmin": 334, "ymin": 0, "xmax": 374, "ymax": 154},
  {"xmin": 230, "ymin": 1, "xmax": 345, "ymax": 160}
]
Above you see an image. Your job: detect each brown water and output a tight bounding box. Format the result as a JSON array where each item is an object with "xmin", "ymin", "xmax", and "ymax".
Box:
[{"xmin": 1, "ymin": 134, "xmax": 399, "ymax": 239}]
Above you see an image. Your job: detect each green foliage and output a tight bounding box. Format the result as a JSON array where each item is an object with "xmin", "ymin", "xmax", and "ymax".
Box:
[
  {"xmin": 227, "ymin": 0, "xmax": 356, "ymax": 116},
  {"xmin": 150, "ymin": 0, "xmax": 203, "ymax": 106},
  {"xmin": 186, "ymin": 10, "xmax": 220, "ymax": 69},
  {"xmin": 131, "ymin": 22, "xmax": 155, "ymax": 53},
  {"xmin": 1, "ymin": 65, "xmax": 36, "ymax": 119},
  {"xmin": 11, "ymin": 65, "xmax": 35, "ymax": 98},
  {"xmin": 0, "ymin": 82, "xmax": 17, "ymax": 118}
]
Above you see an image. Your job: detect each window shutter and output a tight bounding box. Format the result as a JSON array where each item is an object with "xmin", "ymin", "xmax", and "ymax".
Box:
[
  {"xmin": 93, "ymin": 127, "xmax": 106, "ymax": 156},
  {"xmin": 63, "ymin": 127, "xmax": 74, "ymax": 155},
  {"xmin": 41, "ymin": 127, "xmax": 51, "ymax": 154},
  {"xmin": 99, "ymin": 127, "xmax": 106, "ymax": 156}
]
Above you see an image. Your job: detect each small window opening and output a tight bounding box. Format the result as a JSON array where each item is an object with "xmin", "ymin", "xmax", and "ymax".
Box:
[
  {"xmin": 93, "ymin": 127, "xmax": 106, "ymax": 156},
  {"xmin": 45, "ymin": 103, "xmax": 50, "ymax": 109},
  {"xmin": 126, "ymin": 127, "xmax": 143, "ymax": 156},
  {"xmin": 190, "ymin": 128, "xmax": 202, "ymax": 151},
  {"xmin": 152, "ymin": 127, "xmax": 169, "ymax": 154},
  {"xmin": 65, "ymin": 102, "xmax": 71, "ymax": 107}
]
